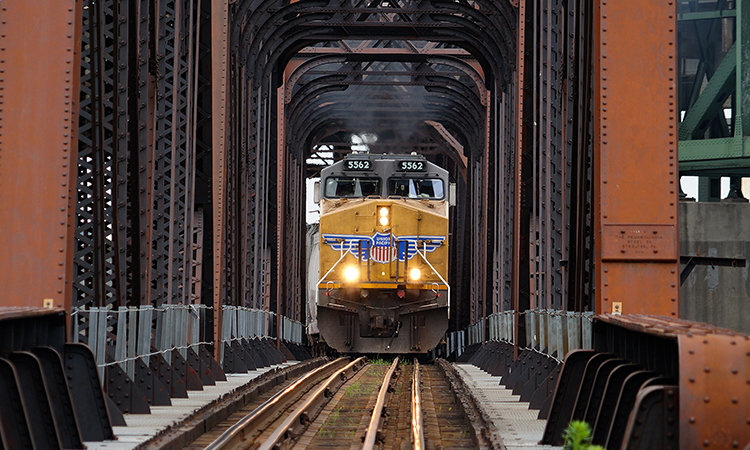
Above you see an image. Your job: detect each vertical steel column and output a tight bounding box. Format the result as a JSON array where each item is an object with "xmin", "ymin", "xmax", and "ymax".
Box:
[
  {"xmin": 132, "ymin": 0, "xmax": 154, "ymax": 306},
  {"xmin": 740, "ymin": 0, "xmax": 749, "ymax": 135},
  {"xmin": 276, "ymin": 85, "xmax": 285, "ymax": 348},
  {"xmin": 151, "ymin": 0, "xmax": 177, "ymax": 306},
  {"xmin": 594, "ymin": 0, "xmax": 679, "ymax": 315},
  {"xmin": 74, "ymin": 0, "xmax": 126, "ymax": 310},
  {"xmin": 565, "ymin": 0, "xmax": 595, "ymax": 313},
  {"xmin": 513, "ymin": 0, "xmax": 530, "ymax": 354},
  {"xmin": 0, "ymin": 0, "xmax": 82, "ymax": 311},
  {"xmin": 168, "ymin": 0, "xmax": 200, "ymax": 306},
  {"xmin": 211, "ymin": 0, "xmax": 230, "ymax": 359},
  {"xmin": 530, "ymin": 0, "xmax": 541, "ymax": 310},
  {"xmin": 482, "ymin": 93, "xmax": 490, "ymax": 338},
  {"xmin": 530, "ymin": 0, "xmax": 565, "ymax": 311},
  {"xmin": 113, "ymin": 0, "xmax": 131, "ymax": 306},
  {"xmin": 470, "ymin": 162, "xmax": 479, "ymax": 325}
]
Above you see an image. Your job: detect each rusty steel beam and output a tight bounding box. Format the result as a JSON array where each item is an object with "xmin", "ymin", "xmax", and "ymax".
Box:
[
  {"xmin": 596, "ymin": 314, "xmax": 750, "ymax": 449},
  {"xmin": 277, "ymin": 85, "xmax": 286, "ymax": 349},
  {"xmin": 211, "ymin": 0, "xmax": 230, "ymax": 359},
  {"xmin": 543, "ymin": 314, "xmax": 750, "ymax": 448},
  {"xmin": 296, "ymin": 47, "xmax": 471, "ymax": 57},
  {"xmin": 0, "ymin": 0, "xmax": 82, "ymax": 312},
  {"xmin": 593, "ymin": 0, "xmax": 680, "ymax": 316},
  {"xmin": 424, "ymin": 120, "xmax": 468, "ymax": 179}
]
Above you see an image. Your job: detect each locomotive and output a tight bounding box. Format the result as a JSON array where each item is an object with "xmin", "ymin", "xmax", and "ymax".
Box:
[{"xmin": 314, "ymin": 153, "xmax": 452, "ymax": 353}]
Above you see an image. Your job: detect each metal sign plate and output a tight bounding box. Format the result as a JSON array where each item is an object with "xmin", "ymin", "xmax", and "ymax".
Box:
[{"xmin": 601, "ymin": 224, "xmax": 677, "ymax": 262}]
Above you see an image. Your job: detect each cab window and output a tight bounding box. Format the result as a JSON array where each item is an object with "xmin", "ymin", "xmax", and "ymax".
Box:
[
  {"xmin": 388, "ymin": 178, "xmax": 444, "ymax": 199},
  {"xmin": 325, "ymin": 177, "xmax": 381, "ymax": 198}
]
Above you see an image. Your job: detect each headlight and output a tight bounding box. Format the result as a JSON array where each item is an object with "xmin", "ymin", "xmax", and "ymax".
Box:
[
  {"xmin": 409, "ymin": 268, "xmax": 421, "ymax": 280},
  {"xmin": 379, "ymin": 207, "xmax": 389, "ymax": 226},
  {"xmin": 344, "ymin": 266, "xmax": 359, "ymax": 282}
]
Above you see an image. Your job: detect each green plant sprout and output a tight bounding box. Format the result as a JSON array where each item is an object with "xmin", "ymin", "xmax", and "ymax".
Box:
[{"xmin": 562, "ymin": 420, "xmax": 606, "ymax": 450}]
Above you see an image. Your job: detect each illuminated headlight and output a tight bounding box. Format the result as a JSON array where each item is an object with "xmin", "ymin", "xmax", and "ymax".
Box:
[
  {"xmin": 379, "ymin": 207, "xmax": 389, "ymax": 226},
  {"xmin": 409, "ymin": 268, "xmax": 422, "ymax": 281},
  {"xmin": 344, "ymin": 266, "xmax": 359, "ymax": 282}
]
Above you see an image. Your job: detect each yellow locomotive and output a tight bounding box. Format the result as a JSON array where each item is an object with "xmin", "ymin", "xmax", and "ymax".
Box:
[{"xmin": 315, "ymin": 153, "xmax": 452, "ymax": 353}]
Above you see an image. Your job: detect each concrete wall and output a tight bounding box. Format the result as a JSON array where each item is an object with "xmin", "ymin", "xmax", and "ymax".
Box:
[{"xmin": 680, "ymin": 202, "xmax": 750, "ymax": 334}]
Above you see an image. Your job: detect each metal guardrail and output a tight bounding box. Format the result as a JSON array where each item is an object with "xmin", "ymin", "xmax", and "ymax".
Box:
[
  {"xmin": 524, "ymin": 309, "xmax": 594, "ymax": 358},
  {"xmin": 467, "ymin": 317, "xmax": 485, "ymax": 346},
  {"xmin": 467, "ymin": 311, "xmax": 516, "ymax": 346},
  {"xmin": 455, "ymin": 309, "xmax": 594, "ymax": 360},
  {"xmin": 445, "ymin": 330, "xmax": 466, "ymax": 357},
  {"xmin": 72, "ymin": 305, "xmax": 212, "ymax": 379},
  {"xmin": 488, "ymin": 310, "xmax": 515, "ymax": 342},
  {"xmin": 73, "ymin": 305, "xmax": 304, "ymax": 378}
]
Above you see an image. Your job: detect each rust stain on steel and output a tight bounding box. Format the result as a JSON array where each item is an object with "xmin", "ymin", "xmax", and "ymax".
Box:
[
  {"xmin": 0, "ymin": 0, "xmax": 82, "ymax": 313},
  {"xmin": 594, "ymin": 0, "xmax": 679, "ymax": 317},
  {"xmin": 211, "ymin": 0, "xmax": 230, "ymax": 360},
  {"xmin": 597, "ymin": 314, "xmax": 740, "ymax": 336},
  {"xmin": 599, "ymin": 314, "xmax": 750, "ymax": 449},
  {"xmin": 0, "ymin": 307, "xmax": 66, "ymax": 322}
]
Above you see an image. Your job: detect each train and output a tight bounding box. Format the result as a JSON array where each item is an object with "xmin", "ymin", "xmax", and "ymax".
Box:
[{"xmin": 312, "ymin": 153, "xmax": 452, "ymax": 354}]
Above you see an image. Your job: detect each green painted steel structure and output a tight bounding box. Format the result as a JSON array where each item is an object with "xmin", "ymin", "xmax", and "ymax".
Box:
[{"xmin": 678, "ymin": 0, "xmax": 750, "ymax": 178}]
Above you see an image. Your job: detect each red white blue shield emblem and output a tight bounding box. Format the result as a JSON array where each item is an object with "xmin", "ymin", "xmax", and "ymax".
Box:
[{"xmin": 371, "ymin": 232, "xmax": 393, "ymax": 264}]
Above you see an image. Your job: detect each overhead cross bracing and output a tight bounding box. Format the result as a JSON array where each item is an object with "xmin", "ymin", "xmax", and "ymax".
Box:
[{"xmin": 224, "ymin": 0, "xmax": 519, "ymax": 337}]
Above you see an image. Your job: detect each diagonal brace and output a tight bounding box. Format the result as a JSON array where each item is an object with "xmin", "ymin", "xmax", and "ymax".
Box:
[{"xmin": 680, "ymin": 41, "xmax": 737, "ymax": 140}]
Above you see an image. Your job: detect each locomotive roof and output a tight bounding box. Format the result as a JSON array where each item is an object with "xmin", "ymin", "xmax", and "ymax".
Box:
[
  {"xmin": 321, "ymin": 153, "xmax": 447, "ymax": 179},
  {"xmin": 342, "ymin": 153, "xmax": 427, "ymax": 161}
]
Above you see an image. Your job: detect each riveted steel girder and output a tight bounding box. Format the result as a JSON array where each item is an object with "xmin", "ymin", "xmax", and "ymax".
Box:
[
  {"xmin": 0, "ymin": 0, "xmax": 82, "ymax": 311},
  {"xmin": 594, "ymin": 0, "xmax": 680, "ymax": 315}
]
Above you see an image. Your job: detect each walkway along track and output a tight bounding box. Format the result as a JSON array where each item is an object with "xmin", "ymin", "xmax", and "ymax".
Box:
[{"xmin": 188, "ymin": 358, "xmax": 494, "ymax": 450}]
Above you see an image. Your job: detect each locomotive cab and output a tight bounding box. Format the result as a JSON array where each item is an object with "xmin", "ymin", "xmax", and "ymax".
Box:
[{"xmin": 316, "ymin": 153, "xmax": 450, "ymax": 354}]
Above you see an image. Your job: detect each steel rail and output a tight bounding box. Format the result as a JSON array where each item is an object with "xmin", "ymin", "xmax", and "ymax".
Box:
[
  {"xmin": 362, "ymin": 357, "xmax": 401, "ymax": 450},
  {"xmin": 259, "ymin": 357, "xmax": 368, "ymax": 450},
  {"xmin": 411, "ymin": 360, "xmax": 425, "ymax": 450},
  {"xmin": 205, "ymin": 357, "xmax": 351, "ymax": 450}
]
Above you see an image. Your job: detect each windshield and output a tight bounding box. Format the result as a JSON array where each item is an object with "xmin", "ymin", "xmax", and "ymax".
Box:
[
  {"xmin": 325, "ymin": 177, "xmax": 381, "ymax": 198},
  {"xmin": 388, "ymin": 178, "xmax": 444, "ymax": 199}
]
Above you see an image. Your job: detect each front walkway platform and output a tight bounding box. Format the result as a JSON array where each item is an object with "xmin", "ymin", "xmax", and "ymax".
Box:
[
  {"xmin": 85, "ymin": 362, "xmax": 299, "ymax": 450},
  {"xmin": 454, "ymin": 363, "xmax": 560, "ymax": 450}
]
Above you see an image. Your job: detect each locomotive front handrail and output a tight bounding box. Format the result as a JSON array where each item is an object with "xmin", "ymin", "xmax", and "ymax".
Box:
[
  {"xmin": 414, "ymin": 247, "xmax": 450, "ymax": 317},
  {"xmin": 318, "ymin": 241, "xmax": 354, "ymax": 287}
]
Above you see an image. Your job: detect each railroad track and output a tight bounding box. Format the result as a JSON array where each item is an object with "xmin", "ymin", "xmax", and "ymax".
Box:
[{"xmin": 185, "ymin": 358, "xmax": 490, "ymax": 450}]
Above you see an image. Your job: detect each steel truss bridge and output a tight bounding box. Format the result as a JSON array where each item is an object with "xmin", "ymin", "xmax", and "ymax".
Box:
[{"xmin": 0, "ymin": 0, "xmax": 749, "ymax": 448}]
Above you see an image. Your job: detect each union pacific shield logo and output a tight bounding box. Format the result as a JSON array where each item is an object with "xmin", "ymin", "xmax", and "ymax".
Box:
[
  {"xmin": 321, "ymin": 232, "xmax": 445, "ymax": 263},
  {"xmin": 371, "ymin": 232, "xmax": 393, "ymax": 264}
]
